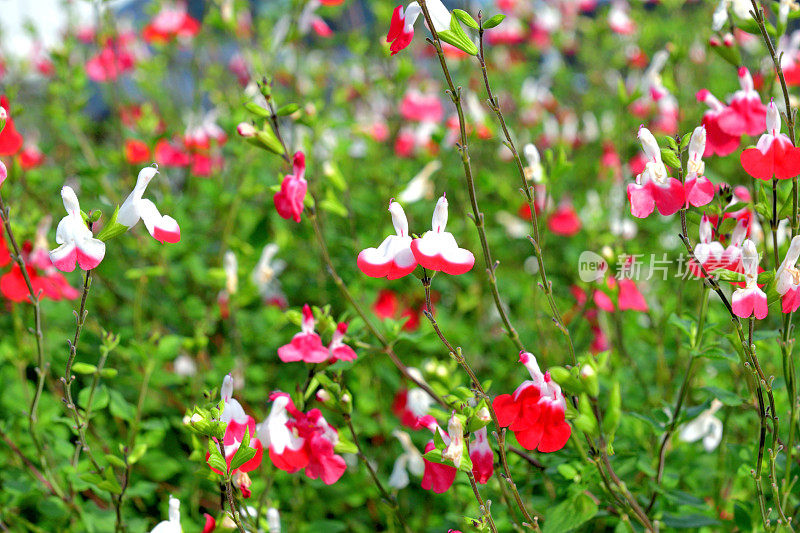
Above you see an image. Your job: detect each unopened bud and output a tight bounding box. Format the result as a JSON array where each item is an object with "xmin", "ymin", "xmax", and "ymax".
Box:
[
  {"xmin": 709, "ymin": 35, "xmax": 721, "ymax": 47},
  {"xmin": 722, "ymin": 33, "xmax": 734, "ymax": 47},
  {"xmin": 0, "ymin": 107, "xmax": 6, "ymax": 134},
  {"xmin": 237, "ymin": 122, "xmax": 256, "ymax": 137},
  {"xmin": 316, "ymin": 389, "xmax": 331, "ymax": 403},
  {"xmin": 476, "ymin": 406, "xmax": 491, "ymax": 422}
]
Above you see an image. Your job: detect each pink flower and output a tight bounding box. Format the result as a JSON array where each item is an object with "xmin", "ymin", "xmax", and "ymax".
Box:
[
  {"xmin": 117, "ymin": 166, "xmax": 181, "ymax": 244},
  {"xmin": 410, "ymin": 194, "xmax": 475, "ymax": 275},
  {"xmin": 492, "ymin": 352, "xmax": 571, "ymax": 453},
  {"xmin": 683, "ymin": 126, "xmax": 714, "ymax": 208},
  {"xmin": 154, "ymin": 139, "xmax": 192, "ymax": 168},
  {"xmin": 470, "ymin": 426, "xmax": 493, "ymax": 484},
  {"xmin": 400, "ymin": 90, "xmax": 444, "ymax": 122},
  {"xmin": 387, "ymin": 0, "xmax": 450, "ymax": 55},
  {"xmin": 608, "ymin": 2, "xmax": 636, "ymax": 34},
  {"xmin": 593, "ymin": 276, "xmax": 648, "ymax": 312},
  {"xmin": 85, "ymin": 38, "xmax": 136, "ymax": 83},
  {"xmin": 328, "ymin": 322, "xmax": 357, "ymax": 362},
  {"xmin": 278, "ymin": 304, "xmax": 330, "ymax": 363},
  {"xmin": 732, "ymin": 240, "xmax": 768, "ymax": 319},
  {"xmin": 690, "ymin": 214, "xmax": 727, "ymax": 275},
  {"xmin": 19, "ymin": 143, "xmax": 45, "ymax": 170},
  {"xmin": 273, "ymin": 152, "xmax": 307, "ymax": 223},
  {"xmin": 49, "ymin": 186, "xmax": 105, "ymax": 272},
  {"xmin": 357, "ymin": 199, "xmax": 417, "ymax": 279},
  {"xmin": 717, "ymin": 67, "xmax": 767, "ymax": 137},
  {"xmin": 258, "ymin": 392, "xmax": 346, "ymax": 485},
  {"xmin": 740, "ymin": 101, "xmax": 800, "ymax": 180},
  {"xmin": 696, "ymin": 89, "xmax": 740, "ymax": 157},
  {"xmin": 627, "ymin": 126, "xmax": 685, "ymax": 218},
  {"xmin": 776, "ymin": 235, "xmax": 800, "ymax": 313}
]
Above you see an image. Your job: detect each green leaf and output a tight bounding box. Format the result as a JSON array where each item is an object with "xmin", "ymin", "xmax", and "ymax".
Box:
[
  {"xmin": 100, "ymin": 368, "xmax": 118, "ymax": 379},
  {"xmin": 438, "ymin": 15, "xmax": 478, "ymax": 56},
  {"xmin": 105, "ymin": 454, "xmax": 126, "ymax": 469},
  {"xmin": 716, "ymin": 269, "xmax": 745, "ymax": 282},
  {"xmin": 320, "ymin": 190, "xmax": 348, "ymax": 217},
  {"xmin": 679, "ymin": 132, "xmax": 692, "ymax": 151},
  {"xmin": 207, "ymin": 439, "xmax": 228, "ymax": 475},
  {"xmin": 229, "ymin": 427, "xmax": 257, "ymax": 472},
  {"xmin": 662, "ymin": 136, "xmax": 678, "ymax": 152},
  {"xmin": 717, "ymin": 216, "xmax": 737, "ymax": 235},
  {"xmin": 660, "ymin": 147, "xmax": 681, "ymax": 169},
  {"xmin": 255, "ymin": 128, "xmax": 285, "ymax": 155},
  {"xmin": 277, "ymin": 103, "xmax": 300, "ymax": 116},
  {"xmin": 481, "ymin": 13, "xmax": 506, "ymax": 29},
  {"xmin": 71, "ymin": 362, "xmax": 97, "ymax": 374},
  {"xmin": 662, "ymin": 513, "xmax": 720, "ymax": 528},
  {"xmin": 334, "ymin": 436, "xmax": 358, "ymax": 455},
  {"xmin": 244, "ymin": 102, "xmax": 270, "ymax": 118},
  {"xmin": 453, "ymin": 9, "xmax": 479, "ymax": 29},
  {"xmin": 543, "ymin": 493, "xmax": 598, "ymax": 533}
]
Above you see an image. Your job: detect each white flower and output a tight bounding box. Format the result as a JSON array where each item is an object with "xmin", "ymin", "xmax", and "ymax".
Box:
[
  {"xmin": 150, "ymin": 495, "xmax": 181, "ymax": 533},
  {"xmin": 679, "ymin": 399, "xmax": 724, "ymax": 452}
]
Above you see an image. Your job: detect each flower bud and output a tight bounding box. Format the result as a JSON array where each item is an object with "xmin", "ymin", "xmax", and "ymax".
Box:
[
  {"xmin": 0, "ymin": 107, "xmax": 6, "ymax": 135},
  {"xmin": 709, "ymin": 35, "xmax": 721, "ymax": 47},
  {"xmin": 580, "ymin": 364, "xmax": 599, "ymax": 398},
  {"xmin": 722, "ymin": 33, "xmax": 734, "ymax": 47},
  {"xmin": 237, "ymin": 122, "xmax": 256, "ymax": 137}
]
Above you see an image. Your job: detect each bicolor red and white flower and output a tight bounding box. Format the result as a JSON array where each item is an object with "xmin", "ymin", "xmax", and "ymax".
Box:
[
  {"xmin": 420, "ymin": 417, "xmax": 457, "ymax": 493},
  {"xmin": 493, "ymin": 352, "xmax": 571, "ymax": 452},
  {"xmin": 49, "ymin": 186, "xmax": 105, "ymax": 272},
  {"xmin": 717, "ymin": 67, "xmax": 767, "ymax": 137},
  {"xmin": 627, "ymin": 126, "xmax": 684, "ymax": 218},
  {"xmin": 278, "ymin": 304, "xmax": 330, "ymax": 363},
  {"xmin": 684, "ymin": 126, "xmax": 714, "ymax": 207},
  {"xmin": 608, "ymin": 1, "xmax": 636, "ymax": 34},
  {"xmin": 776, "ymin": 235, "xmax": 800, "ymax": 313},
  {"xmin": 411, "ymin": 194, "xmax": 475, "ymax": 275},
  {"xmin": 357, "ymin": 199, "xmax": 417, "ymax": 279},
  {"xmin": 696, "ymin": 89, "xmax": 740, "ymax": 157},
  {"xmin": 690, "ymin": 214, "xmax": 727, "ymax": 275},
  {"xmin": 386, "ymin": 0, "xmax": 450, "ymax": 55},
  {"xmin": 740, "ymin": 101, "xmax": 800, "ymax": 180},
  {"xmin": 117, "ymin": 166, "xmax": 181, "ymax": 243},
  {"xmin": 731, "ymin": 239, "xmax": 767, "ymax": 319},
  {"xmin": 469, "ymin": 426, "xmax": 494, "ymax": 484},
  {"xmin": 143, "ymin": 2, "xmax": 201, "ymax": 44},
  {"xmin": 207, "ymin": 375, "xmax": 264, "ymax": 486},
  {"xmin": 273, "ymin": 152, "xmax": 308, "ymax": 223},
  {"xmin": 258, "ymin": 392, "xmax": 346, "ymax": 485}
]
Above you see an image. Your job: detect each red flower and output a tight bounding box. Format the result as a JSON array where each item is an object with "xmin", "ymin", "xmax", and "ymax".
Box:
[
  {"xmin": 0, "ymin": 96, "xmax": 24, "ymax": 156},
  {"xmin": 717, "ymin": 67, "xmax": 767, "ymax": 137},
  {"xmin": 547, "ymin": 202, "xmax": 581, "ymax": 236},
  {"xmin": 278, "ymin": 304, "xmax": 329, "ymax": 363},
  {"xmin": 273, "ymin": 152, "xmax": 307, "ymax": 223},
  {"xmin": 143, "ymin": 4, "xmax": 201, "ymax": 44},
  {"xmin": 124, "ymin": 139, "xmax": 151, "ymax": 165},
  {"xmin": 493, "ymin": 352, "xmax": 571, "ymax": 453},
  {"xmin": 154, "ymin": 139, "xmax": 191, "ymax": 167}
]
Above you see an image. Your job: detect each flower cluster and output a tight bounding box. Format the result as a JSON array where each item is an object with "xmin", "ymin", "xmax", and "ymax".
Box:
[
  {"xmin": 258, "ymin": 392, "xmax": 347, "ymax": 485},
  {"xmin": 278, "ymin": 304, "xmax": 357, "ymax": 364}
]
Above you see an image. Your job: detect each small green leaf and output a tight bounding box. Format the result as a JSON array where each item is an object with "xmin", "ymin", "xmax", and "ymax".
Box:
[
  {"xmin": 71, "ymin": 362, "xmax": 97, "ymax": 374},
  {"xmin": 277, "ymin": 103, "xmax": 300, "ymax": 116},
  {"xmin": 717, "ymin": 216, "xmax": 737, "ymax": 235},
  {"xmin": 105, "ymin": 454, "xmax": 126, "ymax": 469},
  {"xmin": 244, "ymin": 102, "xmax": 270, "ymax": 118},
  {"xmin": 100, "ymin": 368, "xmax": 118, "ymax": 379},
  {"xmin": 334, "ymin": 436, "xmax": 358, "ymax": 455},
  {"xmin": 660, "ymin": 147, "xmax": 681, "ymax": 169},
  {"xmin": 255, "ymin": 128, "xmax": 285, "ymax": 155},
  {"xmin": 453, "ymin": 9, "xmax": 479, "ymax": 29},
  {"xmin": 207, "ymin": 439, "xmax": 228, "ymax": 474},
  {"xmin": 229, "ymin": 427, "xmax": 257, "ymax": 472},
  {"xmin": 662, "ymin": 136, "xmax": 678, "ymax": 152},
  {"xmin": 481, "ymin": 13, "xmax": 506, "ymax": 29}
]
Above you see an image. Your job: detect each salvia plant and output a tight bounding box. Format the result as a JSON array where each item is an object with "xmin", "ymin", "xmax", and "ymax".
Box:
[{"xmin": 5, "ymin": 0, "xmax": 800, "ymax": 531}]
